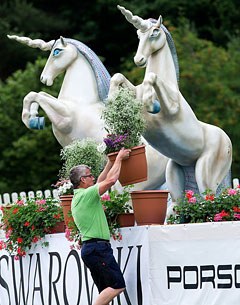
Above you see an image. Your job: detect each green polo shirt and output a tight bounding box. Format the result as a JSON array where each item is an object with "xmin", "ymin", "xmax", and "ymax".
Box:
[{"xmin": 71, "ymin": 184, "xmax": 110, "ymax": 242}]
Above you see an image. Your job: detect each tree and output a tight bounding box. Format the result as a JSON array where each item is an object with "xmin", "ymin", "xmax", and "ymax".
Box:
[{"xmin": 0, "ymin": 58, "xmax": 62, "ymax": 193}]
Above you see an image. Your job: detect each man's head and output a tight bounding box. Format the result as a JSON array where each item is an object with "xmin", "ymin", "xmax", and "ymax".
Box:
[{"xmin": 69, "ymin": 165, "xmax": 95, "ymax": 189}]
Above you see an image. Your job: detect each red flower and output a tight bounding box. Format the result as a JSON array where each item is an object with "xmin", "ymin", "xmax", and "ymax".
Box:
[
  {"xmin": 233, "ymin": 206, "xmax": 240, "ymax": 213},
  {"xmin": 53, "ymin": 214, "xmax": 61, "ymax": 219},
  {"xmin": 13, "ymin": 208, "xmax": 19, "ymax": 214},
  {"xmin": 17, "ymin": 247, "xmax": 26, "ymax": 257},
  {"xmin": 205, "ymin": 194, "xmax": 215, "ymax": 201},
  {"xmin": 24, "ymin": 221, "xmax": 30, "ymax": 227},
  {"xmin": 32, "ymin": 236, "xmax": 39, "ymax": 243},
  {"xmin": 31, "ymin": 225, "xmax": 35, "ymax": 230},
  {"xmin": 17, "ymin": 237, "xmax": 23, "ymax": 244},
  {"xmin": 220, "ymin": 210, "xmax": 229, "ymax": 218}
]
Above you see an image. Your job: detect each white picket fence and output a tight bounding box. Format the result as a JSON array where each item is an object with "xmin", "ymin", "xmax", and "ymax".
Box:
[
  {"xmin": 0, "ymin": 189, "xmax": 59, "ymax": 206},
  {"xmin": 0, "ymin": 178, "xmax": 239, "ymax": 206}
]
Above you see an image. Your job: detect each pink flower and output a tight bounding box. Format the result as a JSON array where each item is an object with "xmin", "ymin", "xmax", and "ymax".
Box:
[
  {"xmin": 5, "ymin": 229, "xmax": 12, "ymax": 238},
  {"xmin": 101, "ymin": 194, "xmax": 110, "ymax": 201},
  {"xmin": 14, "ymin": 255, "xmax": 20, "ymax": 261},
  {"xmin": 227, "ymin": 188, "xmax": 237, "ymax": 196},
  {"xmin": 0, "ymin": 241, "xmax": 6, "ymax": 250},
  {"xmin": 36, "ymin": 199, "xmax": 46, "ymax": 205},
  {"xmin": 234, "ymin": 213, "xmax": 240, "ymax": 220},
  {"xmin": 214, "ymin": 210, "xmax": 229, "ymax": 221},
  {"xmin": 16, "ymin": 200, "xmax": 24, "ymax": 206},
  {"xmin": 65, "ymin": 227, "xmax": 71, "ymax": 238},
  {"xmin": 214, "ymin": 213, "xmax": 223, "ymax": 221},
  {"xmin": 188, "ymin": 197, "xmax": 197, "ymax": 203},
  {"xmin": 185, "ymin": 190, "xmax": 194, "ymax": 199}
]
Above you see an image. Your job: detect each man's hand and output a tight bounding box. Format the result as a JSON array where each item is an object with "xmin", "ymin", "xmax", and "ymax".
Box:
[{"xmin": 116, "ymin": 148, "xmax": 131, "ymax": 161}]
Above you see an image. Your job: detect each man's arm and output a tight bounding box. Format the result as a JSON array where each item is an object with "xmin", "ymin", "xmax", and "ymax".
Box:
[
  {"xmin": 97, "ymin": 160, "xmax": 113, "ymax": 183},
  {"xmin": 98, "ymin": 148, "xmax": 131, "ymax": 195}
]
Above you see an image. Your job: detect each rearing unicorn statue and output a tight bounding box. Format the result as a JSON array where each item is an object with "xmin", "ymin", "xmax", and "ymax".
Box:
[
  {"xmin": 109, "ymin": 6, "xmax": 232, "ymax": 213},
  {"xmin": 7, "ymin": 34, "xmax": 169, "ymax": 191}
]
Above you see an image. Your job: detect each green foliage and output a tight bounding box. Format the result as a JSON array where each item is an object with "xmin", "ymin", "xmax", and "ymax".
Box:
[
  {"xmin": 167, "ymin": 187, "xmax": 240, "ymax": 224},
  {"xmin": 60, "ymin": 138, "xmax": 106, "ymax": 179},
  {"xmin": 102, "ymin": 88, "xmax": 146, "ymax": 152},
  {"xmin": 0, "ymin": 196, "xmax": 63, "ymax": 258},
  {"xmin": 101, "ymin": 185, "xmax": 133, "ymax": 240},
  {"xmin": 0, "ymin": 57, "xmax": 62, "ymax": 193}
]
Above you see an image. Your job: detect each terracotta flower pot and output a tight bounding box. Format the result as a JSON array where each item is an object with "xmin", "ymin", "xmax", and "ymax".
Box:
[
  {"xmin": 60, "ymin": 195, "xmax": 74, "ymax": 226},
  {"xmin": 117, "ymin": 213, "xmax": 135, "ymax": 227},
  {"xmin": 131, "ymin": 190, "xmax": 169, "ymax": 225},
  {"xmin": 108, "ymin": 145, "xmax": 147, "ymax": 186},
  {"xmin": 48, "ymin": 221, "xmax": 65, "ymax": 233}
]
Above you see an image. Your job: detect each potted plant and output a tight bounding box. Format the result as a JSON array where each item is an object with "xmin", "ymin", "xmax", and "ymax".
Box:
[
  {"xmin": 0, "ymin": 197, "xmax": 64, "ymax": 259},
  {"xmin": 56, "ymin": 138, "xmax": 106, "ymax": 225},
  {"xmin": 101, "ymin": 88, "xmax": 147, "ymax": 186},
  {"xmin": 52, "ymin": 178, "xmax": 74, "ymax": 225},
  {"xmin": 167, "ymin": 186, "xmax": 240, "ymax": 224},
  {"xmin": 101, "ymin": 185, "xmax": 135, "ymax": 240}
]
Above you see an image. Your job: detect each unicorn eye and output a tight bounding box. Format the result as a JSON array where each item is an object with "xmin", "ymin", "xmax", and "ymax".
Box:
[
  {"xmin": 53, "ymin": 48, "xmax": 62, "ymax": 56},
  {"xmin": 150, "ymin": 28, "xmax": 160, "ymax": 39}
]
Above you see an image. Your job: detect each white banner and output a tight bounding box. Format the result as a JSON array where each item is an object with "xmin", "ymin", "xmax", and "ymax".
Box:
[
  {"xmin": 0, "ymin": 226, "xmax": 149, "ymax": 305},
  {"xmin": 1, "ymin": 222, "xmax": 240, "ymax": 305},
  {"xmin": 148, "ymin": 222, "xmax": 240, "ymax": 305}
]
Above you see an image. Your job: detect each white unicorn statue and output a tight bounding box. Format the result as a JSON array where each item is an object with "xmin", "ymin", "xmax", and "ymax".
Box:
[
  {"xmin": 7, "ymin": 34, "xmax": 169, "ymax": 191},
  {"xmin": 109, "ymin": 6, "xmax": 232, "ymax": 213}
]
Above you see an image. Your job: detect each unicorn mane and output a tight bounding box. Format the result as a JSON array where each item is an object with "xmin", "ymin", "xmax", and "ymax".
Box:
[{"xmin": 62, "ymin": 38, "xmax": 111, "ymax": 102}]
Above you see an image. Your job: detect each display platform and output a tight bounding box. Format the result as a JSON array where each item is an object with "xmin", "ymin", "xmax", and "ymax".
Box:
[{"xmin": 1, "ymin": 222, "xmax": 240, "ymax": 305}]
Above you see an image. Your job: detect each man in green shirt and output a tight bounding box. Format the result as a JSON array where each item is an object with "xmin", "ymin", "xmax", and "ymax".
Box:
[{"xmin": 70, "ymin": 147, "xmax": 131, "ymax": 305}]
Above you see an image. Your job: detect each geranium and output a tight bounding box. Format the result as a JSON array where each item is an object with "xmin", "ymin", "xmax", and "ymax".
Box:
[
  {"xmin": 65, "ymin": 219, "xmax": 82, "ymax": 250},
  {"xmin": 0, "ymin": 196, "xmax": 63, "ymax": 259},
  {"xmin": 101, "ymin": 185, "xmax": 133, "ymax": 240},
  {"xmin": 167, "ymin": 187, "xmax": 240, "ymax": 224}
]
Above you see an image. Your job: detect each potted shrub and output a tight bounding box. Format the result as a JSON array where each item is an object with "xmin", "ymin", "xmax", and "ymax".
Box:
[
  {"xmin": 0, "ymin": 197, "xmax": 64, "ymax": 259},
  {"xmin": 167, "ymin": 186, "xmax": 240, "ymax": 224},
  {"xmin": 101, "ymin": 88, "xmax": 147, "ymax": 186},
  {"xmin": 56, "ymin": 138, "xmax": 106, "ymax": 225},
  {"xmin": 101, "ymin": 185, "xmax": 135, "ymax": 240}
]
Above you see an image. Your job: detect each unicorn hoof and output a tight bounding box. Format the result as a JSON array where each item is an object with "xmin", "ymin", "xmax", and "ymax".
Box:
[
  {"xmin": 29, "ymin": 117, "xmax": 45, "ymax": 129},
  {"xmin": 147, "ymin": 100, "xmax": 161, "ymax": 114}
]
